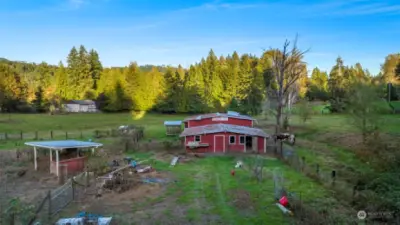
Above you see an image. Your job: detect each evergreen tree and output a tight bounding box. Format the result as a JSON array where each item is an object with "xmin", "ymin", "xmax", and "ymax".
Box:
[
  {"xmin": 78, "ymin": 45, "xmax": 92, "ymax": 99},
  {"xmin": 395, "ymin": 63, "xmax": 400, "ymax": 81},
  {"xmin": 33, "ymin": 86, "xmax": 44, "ymax": 112},
  {"xmin": 89, "ymin": 49, "xmax": 103, "ymax": 90},
  {"xmin": 66, "ymin": 46, "xmax": 79, "ymax": 99},
  {"xmin": 307, "ymin": 67, "xmax": 329, "ymax": 101},
  {"xmin": 55, "ymin": 62, "xmax": 68, "ymax": 99}
]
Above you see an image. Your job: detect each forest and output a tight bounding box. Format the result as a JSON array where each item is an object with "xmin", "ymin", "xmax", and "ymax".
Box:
[{"xmin": 0, "ymin": 45, "xmax": 399, "ymax": 114}]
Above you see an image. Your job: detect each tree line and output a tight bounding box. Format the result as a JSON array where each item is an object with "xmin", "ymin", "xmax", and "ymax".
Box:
[{"xmin": 0, "ymin": 45, "xmax": 399, "ymax": 114}]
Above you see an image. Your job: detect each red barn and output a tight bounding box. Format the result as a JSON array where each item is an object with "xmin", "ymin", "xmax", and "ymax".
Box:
[
  {"xmin": 183, "ymin": 111, "xmax": 256, "ymax": 128},
  {"xmin": 180, "ymin": 124, "xmax": 270, "ymax": 154}
]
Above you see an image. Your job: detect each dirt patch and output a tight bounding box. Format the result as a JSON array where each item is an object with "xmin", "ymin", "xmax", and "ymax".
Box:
[
  {"xmin": 229, "ymin": 189, "xmax": 255, "ymax": 213},
  {"xmin": 61, "ymin": 170, "xmax": 177, "ymax": 224},
  {"xmin": 152, "ymin": 152, "xmax": 194, "ymax": 164}
]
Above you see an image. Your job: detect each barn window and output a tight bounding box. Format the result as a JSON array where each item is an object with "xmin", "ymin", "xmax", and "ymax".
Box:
[
  {"xmin": 229, "ymin": 136, "xmax": 236, "ymax": 144},
  {"xmin": 195, "ymin": 135, "xmax": 201, "ymax": 142},
  {"xmin": 239, "ymin": 136, "xmax": 245, "ymax": 144},
  {"xmin": 185, "ymin": 122, "xmax": 188, "ymax": 128}
]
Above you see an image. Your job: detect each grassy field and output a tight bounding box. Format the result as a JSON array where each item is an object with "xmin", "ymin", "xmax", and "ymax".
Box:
[
  {"xmin": 103, "ymin": 152, "xmax": 339, "ymax": 225},
  {"xmin": 4, "ymin": 111, "xmax": 397, "ymax": 223},
  {"xmin": 0, "ymin": 113, "xmax": 187, "ymax": 145}
]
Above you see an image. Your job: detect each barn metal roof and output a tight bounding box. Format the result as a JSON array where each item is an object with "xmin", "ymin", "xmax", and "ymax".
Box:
[
  {"xmin": 179, "ymin": 124, "xmax": 269, "ymax": 137},
  {"xmin": 183, "ymin": 112, "xmax": 256, "ymax": 122},
  {"xmin": 164, "ymin": 121, "xmax": 182, "ymax": 126},
  {"xmin": 25, "ymin": 140, "xmax": 103, "ymax": 150},
  {"xmin": 65, "ymin": 100, "xmax": 96, "ymax": 105}
]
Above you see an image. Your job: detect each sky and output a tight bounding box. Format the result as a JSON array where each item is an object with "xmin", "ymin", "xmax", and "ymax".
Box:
[{"xmin": 1, "ymin": 0, "xmax": 399, "ymax": 75}]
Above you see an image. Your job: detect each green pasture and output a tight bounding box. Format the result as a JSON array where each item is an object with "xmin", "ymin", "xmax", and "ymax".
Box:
[{"xmin": 126, "ymin": 153, "xmax": 337, "ymax": 225}]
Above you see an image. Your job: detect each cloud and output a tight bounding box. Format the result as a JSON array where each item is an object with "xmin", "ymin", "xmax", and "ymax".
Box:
[
  {"xmin": 176, "ymin": 0, "xmax": 269, "ymax": 13},
  {"xmin": 67, "ymin": 0, "xmax": 88, "ymax": 9},
  {"xmin": 331, "ymin": 3, "xmax": 400, "ymax": 15},
  {"xmin": 308, "ymin": 0, "xmax": 400, "ymax": 16}
]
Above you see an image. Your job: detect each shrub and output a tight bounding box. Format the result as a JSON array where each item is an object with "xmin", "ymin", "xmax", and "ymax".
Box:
[{"xmin": 297, "ymin": 99, "xmax": 312, "ymax": 123}]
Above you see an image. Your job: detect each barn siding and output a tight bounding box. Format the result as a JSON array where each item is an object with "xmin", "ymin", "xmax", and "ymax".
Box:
[
  {"xmin": 185, "ymin": 132, "xmax": 266, "ymax": 153},
  {"xmin": 187, "ymin": 117, "xmax": 252, "ymax": 128},
  {"xmin": 257, "ymin": 137, "xmax": 265, "ymax": 153}
]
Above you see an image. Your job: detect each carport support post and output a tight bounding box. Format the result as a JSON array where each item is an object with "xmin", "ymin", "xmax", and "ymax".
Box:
[
  {"xmin": 56, "ymin": 150, "xmax": 59, "ymax": 177},
  {"xmin": 34, "ymin": 146, "xmax": 37, "ymax": 170},
  {"xmin": 49, "ymin": 149, "xmax": 53, "ymax": 173}
]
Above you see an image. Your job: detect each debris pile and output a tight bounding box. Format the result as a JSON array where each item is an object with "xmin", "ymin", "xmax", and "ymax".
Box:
[{"xmin": 96, "ymin": 158, "xmax": 164, "ymax": 196}]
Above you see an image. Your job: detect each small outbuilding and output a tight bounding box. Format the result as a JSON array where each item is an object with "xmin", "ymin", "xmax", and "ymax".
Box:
[
  {"xmin": 63, "ymin": 100, "xmax": 98, "ymax": 113},
  {"xmin": 164, "ymin": 121, "xmax": 182, "ymax": 136},
  {"xmin": 25, "ymin": 140, "xmax": 103, "ymax": 177}
]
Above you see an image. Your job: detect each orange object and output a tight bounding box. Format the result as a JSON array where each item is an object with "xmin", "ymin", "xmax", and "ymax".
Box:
[
  {"xmin": 231, "ymin": 170, "xmax": 235, "ymax": 176},
  {"xmin": 279, "ymin": 196, "xmax": 288, "ymax": 207}
]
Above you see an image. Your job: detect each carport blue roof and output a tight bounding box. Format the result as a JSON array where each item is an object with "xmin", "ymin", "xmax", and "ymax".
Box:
[
  {"xmin": 164, "ymin": 121, "xmax": 182, "ymax": 126},
  {"xmin": 179, "ymin": 124, "xmax": 269, "ymax": 138},
  {"xmin": 25, "ymin": 140, "xmax": 103, "ymax": 150}
]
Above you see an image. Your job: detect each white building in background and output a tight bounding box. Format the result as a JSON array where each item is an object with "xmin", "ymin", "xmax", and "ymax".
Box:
[{"xmin": 63, "ymin": 100, "xmax": 98, "ymax": 113}]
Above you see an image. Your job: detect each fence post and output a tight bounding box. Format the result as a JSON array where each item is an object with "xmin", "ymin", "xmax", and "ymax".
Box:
[
  {"xmin": 301, "ymin": 156, "xmax": 305, "ymax": 172},
  {"xmin": 86, "ymin": 171, "xmax": 89, "ymax": 188},
  {"xmin": 331, "ymin": 170, "xmax": 336, "ymax": 186},
  {"xmin": 20, "ymin": 131, "xmax": 23, "ymax": 140},
  {"xmin": 48, "ymin": 190, "xmax": 52, "ymax": 221},
  {"xmin": 71, "ymin": 179, "xmax": 75, "ymax": 201},
  {"xmin": 125, "ymin": 141, "xmax": 129, "ymax": 152},
  {"xmin": 65, "ymin": 132, "xmax": 68, "ymax": 140},
  {"xmin": 35, "ymin": 131, "xmax": 38, "ymax": 140},
  {"xmin": 80, "ymin": 130, "xmax": 83, "ymax": 139},
  {"xmin": 50, "ymin": 130, "xmax": 53, "ymax": 139},
  {"xmin": 4, "ymin": 132, "xmax": 7, "ymax": 140},
  {"xmin": 316, "ymin": 164, "xmax": 320, "ymax": 175}
]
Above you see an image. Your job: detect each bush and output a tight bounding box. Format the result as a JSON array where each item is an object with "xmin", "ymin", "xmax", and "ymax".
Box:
[
  {"xmin": 297, "ymin": 99, "xmax": 312, "ymax": 123},
  {"xmin": 162, "ymin": 140, "xmax": 173, "ymax": 150}
]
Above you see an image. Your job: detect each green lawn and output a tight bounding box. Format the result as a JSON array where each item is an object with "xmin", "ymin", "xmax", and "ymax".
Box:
[
  {"xmin": 125, "ymin": 153, "xmax": 337, "ymax": 225},
  {"xmin": 0, "ymin": 113, "xmax": 187, "ymax": 142},
  {"xmin": 260, "ymin": 114, "xmax": 400, "ymax": 134},
  {"xmin": 390, "ymin": 101, "xmax": 400, "ymax": 110}
]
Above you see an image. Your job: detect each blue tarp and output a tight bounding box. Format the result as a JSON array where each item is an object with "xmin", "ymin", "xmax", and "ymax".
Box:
[
  {"xmin": 25, "ymin": 140, "xmax": 103, "ymax": 149},
  {"xmin": 164, "ymin": 121, "xmax": 182, "ymax": 126}
]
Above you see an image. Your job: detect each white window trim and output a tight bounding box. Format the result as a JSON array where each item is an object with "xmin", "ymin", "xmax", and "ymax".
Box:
[
  {"xmin": 194, "ymin": 135, "xmax": 201, "ymax": 142},
  {"xmin": 239, "ymin": 135, "xmax": 245, "ymax": 145},
  {"xmin": 229, "ymin": 135, "xmax": 236, "ymax": 145}
]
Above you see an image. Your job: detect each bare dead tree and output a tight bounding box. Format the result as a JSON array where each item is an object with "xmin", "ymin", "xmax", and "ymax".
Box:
[{"xmin": 266, "ymin": 36, "xmax": 308, "ymax": 157}]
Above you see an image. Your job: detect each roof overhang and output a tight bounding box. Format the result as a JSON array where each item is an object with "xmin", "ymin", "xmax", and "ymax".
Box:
[
  {"xmin": 25, "ymin": 140, "xmax": 103, "ymax": 150},
  {"xmin": 179, "ymin": 124, "xmax": 269, "ymax": 138}
]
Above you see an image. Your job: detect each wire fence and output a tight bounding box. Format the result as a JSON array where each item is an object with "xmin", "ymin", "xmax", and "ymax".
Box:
[
  {"xmin": 0, "ymin": 128, "xmax": 123, "ymax": 142},
  {"xmin": 278, "ymin": 144, "xmax": 400, "ymax": 224},
  {"xmin": 0, "ymin": 171, "xmax": 95, "ymax": 225}
]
